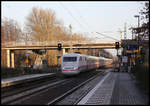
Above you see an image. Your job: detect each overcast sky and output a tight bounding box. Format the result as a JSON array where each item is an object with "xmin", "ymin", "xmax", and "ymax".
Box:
[{"xmin": 2, "ymin": 1, "xmax": 145, "ymax": 55}]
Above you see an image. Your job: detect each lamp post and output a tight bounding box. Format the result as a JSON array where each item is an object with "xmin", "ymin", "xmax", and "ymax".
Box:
[
  {"xmin": 134, "ymin": 15, "xmax": 140, "ymax": 28},
  {"xmin": 134, "ymin": 15, "xmax": 140, "ymax": 63},
  {"xmin": 134, "ymin": 15, "xmax": 140, "ymax": 43}
]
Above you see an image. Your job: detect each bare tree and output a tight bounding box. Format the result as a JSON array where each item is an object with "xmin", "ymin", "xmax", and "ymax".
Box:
[
  {"xmin": 25, "ymin": 7, "xmax": 63, "ymax": 42},
  {"xmin": 1, "ymin": 18, "xmax": 23, "ymax": 67},
  {"xmin": 25, "ymin": 7, "xmax": 92, "ymax": 66},
  {"xmin": 2, "ymin": 18, "xmax": 22, "ymax": 43}
]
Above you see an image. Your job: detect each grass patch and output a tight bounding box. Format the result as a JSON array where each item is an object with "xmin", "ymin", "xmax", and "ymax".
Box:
[{"xmin": 1, "ymin": 67, "xmax": 51, "ymax": 79}]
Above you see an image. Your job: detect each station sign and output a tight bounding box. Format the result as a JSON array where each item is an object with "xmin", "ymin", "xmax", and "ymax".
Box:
[
  {"xmin": 136, "ymin": 53, "xmax": 141, "ymax": 58},
  {"xmin": 26, "ymin": 53, "xmax": 30, "ymax": 57},
  {"xmin": 25, "ymin": 59, "xmax": 29, "ymax": 63},
  {"xmin": 127, "ymin": 44, "xmax": 138, "ymax": 50},
  {"xmin": 126, "ymin": 49, "xmax": 138, "ymax": 53},
  {"xmin": 122, "ymin": 56, "xmax": 128, "ymax": 63}
]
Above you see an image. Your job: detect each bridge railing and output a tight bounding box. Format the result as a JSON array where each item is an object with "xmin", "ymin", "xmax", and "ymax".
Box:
[
  {"xmin": 2, "ymin": 41, "xmax": 116, "ymax": 47},
  {"xmin": 2, "ymin": 41, "xmax": 97, "ymax": 46}
]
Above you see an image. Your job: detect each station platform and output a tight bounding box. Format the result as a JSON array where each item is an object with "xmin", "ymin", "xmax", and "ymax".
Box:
[
  {"xmin": 78, "ymin": 72, "xmax": 149, "ymax": 105},
  {"xmin": 1, "ymin": 73, "xmax": 55, "ymax": 88}
]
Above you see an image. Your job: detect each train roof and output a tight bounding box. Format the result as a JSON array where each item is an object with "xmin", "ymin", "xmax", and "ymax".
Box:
[
  {"xmin": 62, "ymin": 53, "xmax": 97, "ymax": 58},
  {"xmin": 62, "ymin": 53, "xmax": 83, "ymax": 57},
  {"xmin": 62, "ymin": 53, "xmax": 99, "ymax": 59},
  {"xmin": 62, "ymin": 53, "xmax": 112, "ymax": 60}
]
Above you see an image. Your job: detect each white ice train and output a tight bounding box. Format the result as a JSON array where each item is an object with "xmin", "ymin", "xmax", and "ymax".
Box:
[{"xmin": 61, "ymin": 53, "xmax": 113, "ymax": 76}]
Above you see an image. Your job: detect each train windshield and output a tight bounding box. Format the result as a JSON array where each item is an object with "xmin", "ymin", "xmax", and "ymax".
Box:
[{"xmin": 63, "ymin": 57, "xmax": 77, "ymax": 62}]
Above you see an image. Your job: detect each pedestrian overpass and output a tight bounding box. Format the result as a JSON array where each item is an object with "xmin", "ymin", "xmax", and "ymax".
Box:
[{"xmin": 2, "ymin": 41, "xmax": 121, "ymax": 68}]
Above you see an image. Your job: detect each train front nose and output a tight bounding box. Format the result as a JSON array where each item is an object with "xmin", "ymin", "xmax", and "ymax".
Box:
[
  {"xmin": 61, "ymin": 56, "xmax": 78, "ymax": 76},
  {"xmin": 62, "ymin": 66, "xmax": 78, "ymax": 71},
  {"xmin": 62, "ymin": 66, "xmax": 79, "ymax": 75}
]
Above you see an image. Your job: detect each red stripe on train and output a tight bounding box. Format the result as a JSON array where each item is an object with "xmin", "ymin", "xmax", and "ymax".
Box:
[
  {"xmin": 62, "ymin": 63, "xmax": 105, "ymax": 72},
  {"xmin": 63, "ymin": 68, "xmax": 78, "ymax": 71}
]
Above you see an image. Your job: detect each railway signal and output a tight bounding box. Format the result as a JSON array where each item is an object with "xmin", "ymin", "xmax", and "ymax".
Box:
[
  {"xmin": 58, "ymin": 43, "xmax": 62, "ymax": 51},
  {"xmin": 115, "ymin": 42, "xmax": 120, "ymax": 49},
  {"xmin": 57, "ymin": 43, "xmax": 62, "ymax": 66}
]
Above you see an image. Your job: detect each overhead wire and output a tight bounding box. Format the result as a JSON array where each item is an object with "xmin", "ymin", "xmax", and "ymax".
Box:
[
  {"xmin": 95, "ymin": 32, "xmax": 120, "ymax": 41},
  {"xmin": 58, "ymin": 2, "xmax": 120, "ymax": 42},
  {"xmin": 68, "ymin": 3, "xmax": 120, "ymax": 41},
  {"xmin": 68, "ymin": 3, "xmax": 91, "ymax": 30},
  {"xmin": 59, "ymin": 2, "xmax": 87, "ymax": 31}
]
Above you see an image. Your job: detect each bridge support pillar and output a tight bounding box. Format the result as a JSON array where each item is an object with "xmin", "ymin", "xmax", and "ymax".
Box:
[
  {"xmin": 11, "ymin": 51, "xmax": 15, "ymax": 68},
  {"xmin": 6, "ymin": 49, "xmax": 10, "ymax": 68},
  {"xmin": 62, "ymin": 48, "xmax": 66, "ymax": 55},
  {"xmin": 99, "ymin": 50, "xmax": 101, "ymax": 56}
]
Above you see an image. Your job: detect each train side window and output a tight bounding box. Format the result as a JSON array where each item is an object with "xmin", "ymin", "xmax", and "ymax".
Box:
[
  {"xmin": 79, "ymin": 57, "xmax": 82, "ymax": 61},
  {"xmin": 83, "ymin": 57, "xmax": 85, "ymax": 61}
]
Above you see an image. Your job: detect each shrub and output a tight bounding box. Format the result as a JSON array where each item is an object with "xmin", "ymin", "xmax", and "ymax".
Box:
[{"xmin": 131, "ymin": 63, "xmax": 149, "ymax": 93}]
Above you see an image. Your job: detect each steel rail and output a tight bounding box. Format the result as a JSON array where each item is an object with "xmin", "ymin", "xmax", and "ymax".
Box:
[{"xmin": 47, "ymin": 71, "xmax": 105, "ymax": 105}]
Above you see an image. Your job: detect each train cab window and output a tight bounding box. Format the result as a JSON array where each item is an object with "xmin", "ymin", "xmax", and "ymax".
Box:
[{"xmin": 63, "ymin": 57, "xmax": 77, "ymax": 62}]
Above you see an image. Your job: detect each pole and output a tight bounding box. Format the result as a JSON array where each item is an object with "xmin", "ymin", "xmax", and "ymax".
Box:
[
  {"xmin": 134, "ymin": 15, "xmax": 140, "ymax": 53},
  {"xmin": 120, "ymin": 32, "xmax": 122, "ymax": 41},
  {"xmin": 57, "ymin": 50, "xmax": 60, "ymax": 66},
  {"xmin": 132, "ymin": 29, "xmax": 133, "ymax": 40},
  {"xmin": 26, "ymin": 34, "xmax": 27, "ymax": 45},
  {"xmin": 137, "ymin": 16, "xmax": 140, "ymax": 53},
  {"xmin": 117, "ymin": 49, "xmax": 119, "ymax": 56},
  {"xmin": 124, "ymin": 23, "xmax": 127, "ymax": 39},
  {"xmin": 116, "ymin": 49, "xmax": 120, "ymax": 72},
  {"xmin": 138, "ymin": 16, "xmax": 140, "ymax": 29},
  {"xmin": 69, "ymin": 24, "xmax": 72, "ymax": 53}
]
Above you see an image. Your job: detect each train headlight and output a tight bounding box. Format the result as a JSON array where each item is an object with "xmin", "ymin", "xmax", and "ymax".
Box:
[{"xmin": 73, "ymin": 67, "xmax": 78, "ymax": 70}]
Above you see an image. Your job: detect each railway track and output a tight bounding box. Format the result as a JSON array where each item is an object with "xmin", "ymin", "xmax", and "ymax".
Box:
[
  {"xmin": 2, "ymin": 74, "xmax": 58, "ymax": 97},
  {"xmin": 1, "ymin": 69, "xmax": 109, "ymax": 105},
  {"xmin": 1, "ymin": 74, "xmax": 63, "ymax": 104},
  {"xmin": 48, "ymin": 71, "xmax": 107, "ymax": 105}
]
